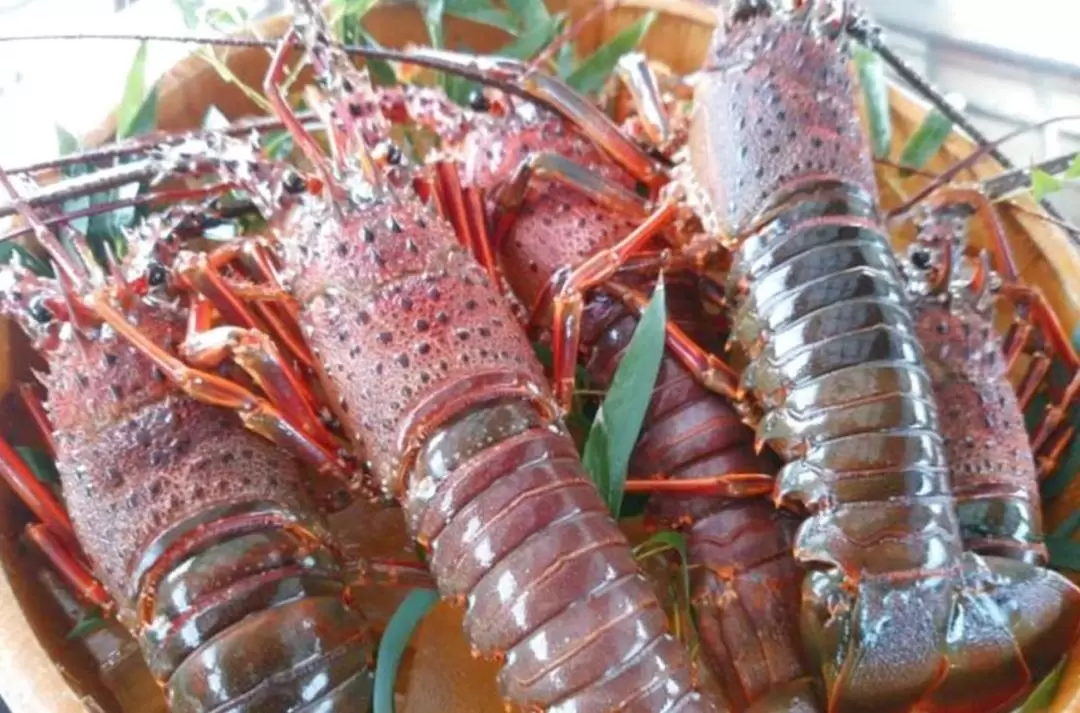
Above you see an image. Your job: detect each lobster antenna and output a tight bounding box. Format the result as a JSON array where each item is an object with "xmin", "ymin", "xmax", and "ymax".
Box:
[
  {"xmin": 887, "ymin": 114, "xmax": 1080, "ymax": 222},
  {"xmin": 0, "ymin": 166, "xmax": 88, "ymax": 286},
  {"xmin": 844, "ymin": 10, "xmax": 1076, "ymax": 235}
]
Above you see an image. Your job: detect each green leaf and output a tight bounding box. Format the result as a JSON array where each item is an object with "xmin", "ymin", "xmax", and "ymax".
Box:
[
  {"xmin": 582, "ymin": 278, "xmax": 667, "ymax": 518},
  {"xmin": 1018, "ymin": 657, "xmax": 1066, "ymax": 713},
  {"xmin": 853, "ymin": 45, "xmax": 891, "ymax": 159},
  {"xmin": 374, "ymin": 589, "xmax": 439, "ymax": 713},
  {"xmin": 16, "ymin": 447, "xmax": 60, "ymax": 485},
  {"xmin": 263, "ymin": 131, "xmax": 295, "ymax": 161},
  {"xmin": 354, "ymin": 30, "xmax": 398, "ymax": 87},
  {"xmin": 55, "ymin": 126, "xmax": 80, "ymax": 159},
  {"xmin": 1032, "ymin": 168, "xmax": 1065, "ymax": 201},
  {"xmin": 117, "ymin": 42, "xmax": 150, "ymax": 139},
  {"xmin": 497, "ymin": 13, "xmax": 563, "ymax": 61},
  {"xmin": 56, "ymin": 126, "xmax": 91, "ymax": 234},
  {"xmin": 1047, "ymin": 536, "xmax": 1080, "ymax": 570},
  {"xmin": 0, "ymin": 243, "xmax": 53, "ymax": 277},
  {"xmin": 898, "ymin": 108, "xmax": 954, "ymax": 172},
  {"xmin": 172, "ymin": 0, "xmax": 202, "ymax": 29},
  {"xmin": 444, "ymin": 0, "xmax": 517, "ymax": 33},
  {"xmin": 121, "ymin": 86, "xmax": 159, "ymax": 140},
  {"xmin": 566, "ymin": 12, "xmax": 657, "ymax": 95},
  {"xmin": 633, "ymin": 530, "xmax": 690, "ymax": 612},
  {"xmin": 506, "ymin": 0, "xmax": 551, "ymax": 27},
  {"xmin": 67, "ymin": 611, "xmax": 106, "ymax": 640},
  {"xmin": 424, "ymin": 0, "xmax": 446, "ymax": 49},
  {"xmin": 556, "ymin": 39, "xmax": 577, "ymax": 79},
  {"xmin": 1065, "ymin": 152, "xmax": 1080, "ymax": 180}
]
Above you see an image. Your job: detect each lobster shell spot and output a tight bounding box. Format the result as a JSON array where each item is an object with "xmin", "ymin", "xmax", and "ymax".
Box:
[
  {"xmin": 693, "ymin": 14, "xmax": 878, "ymax": 234},
  {"xmin": 57, "ymin": 397, "xmax": 311, "ymax": 600}
]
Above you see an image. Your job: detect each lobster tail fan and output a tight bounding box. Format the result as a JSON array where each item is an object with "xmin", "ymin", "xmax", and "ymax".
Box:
[{"xmin": 801, "ymin": 554, "xmax": 1080, "ymax": 713}]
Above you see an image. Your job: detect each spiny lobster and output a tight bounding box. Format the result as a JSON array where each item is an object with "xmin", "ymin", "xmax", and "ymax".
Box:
[
  {"xmin": 0, "ymin": 189, "xmax": 428, "ymax": 711},
  {"xmin": 259, "ymin": 12, "xmax": 1080, "ymax": 713},
  {"xmin": 98, "ymin": 4, "xmax": 716, "ymax": 711}
]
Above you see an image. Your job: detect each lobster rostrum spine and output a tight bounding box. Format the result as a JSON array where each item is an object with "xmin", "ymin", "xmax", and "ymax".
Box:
[
  {"xmin": 0, "ymin": 214, "xmax": 377, "ymax": 711},
  {"xmin": 682, "ymin": 3, "xmax": 1080, "ymax": 711},
  {"xmin": 225, "ymin": 6, "xmax": 715, "ymax": 711}
]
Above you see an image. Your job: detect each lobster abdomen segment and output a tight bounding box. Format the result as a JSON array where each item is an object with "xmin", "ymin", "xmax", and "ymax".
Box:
[{"xmin": 287, "ymin": 203, "xmax": 711, "ymax": 711}]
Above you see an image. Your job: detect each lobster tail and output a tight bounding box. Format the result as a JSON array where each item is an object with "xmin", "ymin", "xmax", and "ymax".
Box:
[
  {"xmin": 687, "ymin": 6, "xmax": 1080, "ymax": 711},
  {"xmin": 801, "ymin": 553, "xmax": 1080, "ymax": 713},
  {"xmin": 140, "ymin": 508, "xmax": 374, "ymax": 711}
]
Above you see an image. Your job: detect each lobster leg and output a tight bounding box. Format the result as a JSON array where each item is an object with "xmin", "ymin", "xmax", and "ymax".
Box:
[
  {"xmin": 0, "ymin": 430, "xmax": 112, "ymax": 610},
  {"xmin": 175, "ymin": 245, "xmax": 315, "ymax": 369},
  {"xmin": 90, "ymin": 295, "xmax": 353, "ymax": 480},
  {"xmin": 602, "ymin": 278, "xmax": 744, "ymax": 402},
  {"xmin": 179, "ymin": 297, "xmax": 340, "ymax": 453},
  {"xmin": 624, "ymin": 473, "xmax": 773, "ymax": 497},
  {"xmin": 18, "ymin": 384, "xmax": 55, "ymax": 457},
  {"xmin": 26, "ymin": 524, "xmax": 112, "ymax": 613},
  {"xmin": 615, "ymin": 52, "xmax": 672, "ymax": 149},
  {"xmin": 549, "ymin": 200, "xmax": 680, "ymax": 409},
  {"xmin": 429, "ymin": 161, "xmax": 501, "ymax": 287},
  {"xmin": 0, "ymin": 435, "xmax": 78, "ymax": 548},
  {"xmin": 490, "ymin": 152, "xmax": 649, "ymax": 249}
]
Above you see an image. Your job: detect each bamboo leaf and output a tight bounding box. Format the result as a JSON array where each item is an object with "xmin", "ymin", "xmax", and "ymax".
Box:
[
  {"xmin": 853, "ymin": 45, "xmax": 891, "ymax": 159},
  {"xmin": 1065, "ymin": 152, "xmax": 1080, "ymax": 180},
  {"xmin": 582, "ymin": 278, "xmax": 667, "ymax": 518},
  {"xmin": 444, "ymin": 0, "xmax": 517, "ymax": 33},
  {"xmin": 263, "ymin": 131, "xmax": 295, "ymax": 161},
  {"xmin": 172, "ymin": 0, "xmax": 202, "ymax": 29},
  {"xmin": 373, "ymin": 589, "xmax": 440, "ymax": 713},
  {"xmin": 1032, "ymin": 168, "xmax": 1064, "ymax": 202},
  {"xmin": 1018, "ymin": 657, "xmax": 1065, "ymax": 713},
  {"xmin": 424, "ymin": 0, "xmax": 446, "ymax": 49},
  {"xmin": 0, "ymin": 242, "xmax": 53, "ymax": 277},
  {"xmin": 567, "ymin": 12, "xmax": 657, "ymax": 96},
  {"xmin": 16, "ymin": 447, "xmax": 60, "ymax": 485},
  {"xmin": 56, "ymin": 126, "xmax": 91, "ymax": 234},
  {"xmin": 498, "ymin": 13, "xmax": 563, "ymax": 61},
  {"xmin": 67, "ymin": 610, "xmax": 106, "ymax": 640},
  {"xmin": 1047, "ymin": 536, "xmax": 1080, "ymax": 570},
  {"xmin": 506, "ymin": 0, "xmax": 551, "ymax": 27},
  {"xmin": 117, "ymin": 42, "xmax": 150, "ymax": 139},
  {"xmin": 898, "ymin": 107, "xmax": 954, "ymax": 172}
]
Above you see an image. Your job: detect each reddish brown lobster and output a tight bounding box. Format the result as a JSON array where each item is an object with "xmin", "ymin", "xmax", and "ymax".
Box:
[
  {"xmin": 0, "ymin": 195, "xmax": 395, "ymax": 711},
  {"xmin": 120, "ymin": 4, "xmax": 718, "ymax": 711}
]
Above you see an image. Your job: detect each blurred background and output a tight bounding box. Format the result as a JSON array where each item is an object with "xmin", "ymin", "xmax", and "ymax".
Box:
[{"xmin": 1, "ymin": 0, "xmax": 1079, "ymax": 221}]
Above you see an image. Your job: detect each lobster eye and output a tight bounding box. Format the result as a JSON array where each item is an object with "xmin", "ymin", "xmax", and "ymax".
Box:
[
  {"xmin": 283, "ymin": 170, "xmax": 307, "ymax": 195},
  {"xmin": 147, "ymin": 261, "xmax": 168, "ymax": 287},
  {"xmin": 385, "ymin": 143, "xmax": 403, "ymax": 165},
  {"xmin": 28, "ymin": 296, "xmax": 52, "ymax": 324},
  {"xmin": 911, "ymin": 248, "xmax": 932, "ymax": 270},
  {"xmin": 468, "ymin": 90, "xmax": 491, "ymax": 112}
]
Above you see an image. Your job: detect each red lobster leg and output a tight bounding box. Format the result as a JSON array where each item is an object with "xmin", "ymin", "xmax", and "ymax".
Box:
[
  {"xmin": 178, "ymin": 297, "xmax": 340, "ymax": 457},
  {"xmin": 0, "ymin": 432, "xmax": 112, "ymax": 612},
  {"xmin": 428, "ymin": 161, "xmax": 501, "ymax": 289},
  {"xmin": 90, "ymin": 295, "xmax": 353, "ymax": 481},
  {"xmin": 174, "ymin": 242, "xmax": 316, "ymax": 369},
  {"xmin": 548, "ymin": 200, "xmax": 680, "ymax": 410}
]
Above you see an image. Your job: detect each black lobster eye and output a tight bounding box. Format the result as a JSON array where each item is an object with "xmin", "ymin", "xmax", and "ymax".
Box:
[
  {"xmin": 385, "ymin": 143, "xmax": 403, "ymax": 165},
  {"xmin": 468, "ymin": 90, "xmax": 491, "ymax": 112},
  {"xmin": 283, "ymin": 170, "xmax": 307, "ymax": 195},
  {"xmin": 147, "ymin": 261, "xmax": 168, "ymax": 287},
  {"xmin": 911, "ymin": 248, "xmax": 932, "ymax": 270},
  {"xmin": 28, "ymin": 296, "xmax": 52, "ymax": 324}
]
